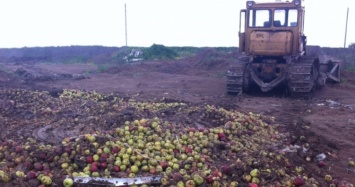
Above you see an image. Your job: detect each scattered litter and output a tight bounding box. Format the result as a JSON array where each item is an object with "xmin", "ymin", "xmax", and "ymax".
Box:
[
  {"xmin": 346, "ymin": 168, "xmax": 355, "ymax": 173},
  {"xmin": 315, "ymin": 153, "xmax": 326, "ymax": 161},
  {"xmin": 349, "ymin": 119, "xmax": 355, "ymax": 125},
  {"xmin": 316, "ymin": 99, "xmax": 354, "ymax": 111},
  {"xmin": 282, "ymin": 145, "xmax": 300, "ymax": 153},
  {"xmin": 327, "ymin": 152, "xmax": 338, "ymax": 158},
  {"xmin": 326, "ymin": 99, "xmax": 340, "ymax": 106},
  {"xmin": 345, "ymin": 105, "xmax": 353, "ymax": 110},
  {"xmin": 74, "ymin": 175, "xmax": 162, "ymax": 186}
]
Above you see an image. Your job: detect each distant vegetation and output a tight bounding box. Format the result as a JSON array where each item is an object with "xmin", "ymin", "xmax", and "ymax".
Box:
[
  {"xmin": 0, "ymin": 46, "xmax": 119, "ymax": 64},
  {"xmin": 0, "ymin": 45, "xmax": 352, "ymax": 70}
]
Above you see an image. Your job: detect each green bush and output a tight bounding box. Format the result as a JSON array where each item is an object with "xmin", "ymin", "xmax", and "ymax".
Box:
[{"xmin": 142, "ymin": 44, "xmax": 178, "ymax": 60}]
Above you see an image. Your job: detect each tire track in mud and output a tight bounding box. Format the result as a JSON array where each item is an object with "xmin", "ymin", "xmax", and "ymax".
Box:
[{"xmin": 13, "ymin": 114, "xmax": 93, "ymax": 144}]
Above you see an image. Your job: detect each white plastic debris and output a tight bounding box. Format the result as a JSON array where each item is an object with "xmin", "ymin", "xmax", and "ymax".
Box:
[
  {"xmin": 282, "ymin": 145, "xmax": 300, "ymax": 153},
  {"xmin": 316, "ymin": 153, "xmax": 326, "ymax": 161},
  {"xmin": 326, "ymin": 99, "xmax": 340, "ymax": 106}
]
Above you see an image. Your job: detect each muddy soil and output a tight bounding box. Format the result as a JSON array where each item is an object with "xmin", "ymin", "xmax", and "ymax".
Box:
[{"xmin": 1, "ymin": 50, "xmax": 355, "ymax": 185}]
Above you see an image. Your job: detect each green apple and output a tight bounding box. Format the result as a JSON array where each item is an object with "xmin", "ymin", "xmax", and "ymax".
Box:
[
  {"xmin": 131, "ymin": 165, "xmax": 139, "ymax": 174},
  {"xmin": 250, "ymin": 169, "xmax": 259, "ymax": 177},
  {"xmin": 63, "ymin": 178, "xmax": 74, "ymax": 187},
  {"xmin": 41, "ymin": 176, "xmax": 52, "ymax": 185}
]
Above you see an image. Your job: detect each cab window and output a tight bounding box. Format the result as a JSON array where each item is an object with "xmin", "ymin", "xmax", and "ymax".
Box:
[
  {"xmin": 274, "ymin": 9, "xmax": 298, "ymax": 27},
  {"xmin": 274, "ymin": 9, "xmax": 286, "ymax": 27},
  {"xmin": 288, "ymin": 9, "xmax": 298, "ymax": 27},
  {"xmin": 249, "ymin": 9, "xmax": 271, "ymax": 27}
]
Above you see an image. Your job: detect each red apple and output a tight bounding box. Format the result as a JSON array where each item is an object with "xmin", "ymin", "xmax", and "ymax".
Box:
[
  {"xmin": 173, "ymin": 149, "xmax": 180, "ymax": 155},
  {"xmin": 26, "ymin": 171, "xmax": 37, "ymax": 180},
  {"xmin": 55, "ymin": 147, "xmax": 63, "ymax": 154},
  {"xmin": 100, "ymin": 153, "xmax": 109, "ymax": 160},
  {"xmin": 160, "ymin": 161, "xmax": 168, "ymax": 170},
  {"xmin": 221, "ymin": 165, "xmax": 231, "ymax": 175},
  {"xmin": 172, "ymin": 172, "xmax": 183, "ymax": 181},
  {"xmin": 212, "ymin": 170, "xmax": 222, "ymax": 178},
  {"xmin": 100, "ymin": 162, "xmax": 108, "ymax": 169},
  {"xmin": 112, "ymin": 147, "xmax": 120, "ymax": 154},
  {"xmin": 46, "ymin": 155, "xmax": 54, "ymax": 162},
  {"xmin": 91, "ymin": 162, "xmax": 99, "ymax": 168},
  {"xmin": 90, "ymin": 165, "xmax": 98, "ymax": 172},
  {"xmin": 64, "ymin": 147, "xmax": 72, "ymax": 153},
  {"xmin": 318, "ymin": 161, "xmax": 326, "ymax": 168},
  {"xmin": 217, "ymin": 132, "xmax": 226, "ymax": 141},
  {"xmin": 86, "ymin": 156, "xmax": 93, "ymax": 163},
  {"xmin": 113, "ymin": 165, "xmax": 120, "ymax": 172},
  {"xmin": 185, "ymin": 146, "xmax": 192, "ymax": 154},
  {"xmin": 37, "ymin": 152, "xmax": 47, "ymax": 160},
  {"xmin": 205, "ymin": 175, "xmax": 214, "ymax": 184},
  {"xmin": 24, "ymin": 161, "xmax": 33, "ymax": 170},
  {"xmin": 99, "ymin": 157, "xmax": 107, "ymax": 163},
  {"xmin": 43, "ymin": 164, "xmax": 51, "ymax": 172},
  {"xmin": 15, "ymin": 146, "xmax": 23, "ymax": 153},
  {"xmin": 34, "ymin": 162, "xmax": 43, "ymax": 171},
  {"xmin": 293, "ymin": 176, "xmax": 305, "ymax": 186}
]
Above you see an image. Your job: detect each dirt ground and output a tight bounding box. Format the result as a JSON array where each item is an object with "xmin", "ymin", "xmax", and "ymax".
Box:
[{"xmin": 1, "ymin": 50, "xmax": 355, "ymax": 185}]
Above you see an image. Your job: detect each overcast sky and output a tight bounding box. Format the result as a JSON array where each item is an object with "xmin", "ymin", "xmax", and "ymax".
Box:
[{"xmin": 0, "ymin": 0, "xmax": 353, "ymax": 48}]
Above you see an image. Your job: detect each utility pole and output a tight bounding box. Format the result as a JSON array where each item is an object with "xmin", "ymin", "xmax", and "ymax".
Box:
[
  {"xmin": 125, "ymin": 3, "xmax": 128, "ymax": 47},
  {"xmin": 344, "ymin": 7, "xmax": 349, "ymax": 48}
]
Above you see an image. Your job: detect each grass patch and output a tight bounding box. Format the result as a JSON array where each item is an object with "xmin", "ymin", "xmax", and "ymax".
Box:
[
  {"xmin": 133, "ymin": 72, "xmax": 144, "ymax": 77},
  {"xmin": 142, "ymin": 44, "xmax": 178, "ymax": 60},
  {"xmin": 63, "ymin": 56, "xmax": 89, "ymax": 64},
  {"xmin": 214, "ymin": 72, "xmax": 226, "ymax": 78},
  {"xmin": 0, "ymin": 64, "xmax": 12, "ymax": 74},
  {"xmin": 97, "ymin": 64, "xmax": 109, "ymax": 73},
  {"xmin": 344, "ymin": 65, "xmax": 355, "ymax": 72}
]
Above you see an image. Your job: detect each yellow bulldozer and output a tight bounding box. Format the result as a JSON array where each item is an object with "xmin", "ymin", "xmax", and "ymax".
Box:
[{"xmin": 227, "ymin": 0, "xmax": 340, "ymax": 96}]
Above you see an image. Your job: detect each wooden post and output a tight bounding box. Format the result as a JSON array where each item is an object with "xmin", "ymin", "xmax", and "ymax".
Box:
[
  {"xmin": 344, "ymin": 7, "xmax": 349, "ymax": 48},
  {"xmin": 125, "ymin": 4, "xmax": 128, "ymax": 47}
]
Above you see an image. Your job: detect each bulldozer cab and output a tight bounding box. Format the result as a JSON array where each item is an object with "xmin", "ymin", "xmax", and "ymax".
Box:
[{"xmin": 239, "ymin": 0, "xmax": 306, "ymax": 57}]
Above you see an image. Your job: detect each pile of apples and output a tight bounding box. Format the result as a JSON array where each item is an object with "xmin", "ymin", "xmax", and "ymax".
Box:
[{"xmin": 0, "ymin": 89, "xmax": 352, "ymax": 186}]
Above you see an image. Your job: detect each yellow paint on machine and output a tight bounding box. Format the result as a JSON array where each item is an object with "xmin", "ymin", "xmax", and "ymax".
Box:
[{"xmin": 249, "ymin": 31, "xmax": 293, "ymax": 56}]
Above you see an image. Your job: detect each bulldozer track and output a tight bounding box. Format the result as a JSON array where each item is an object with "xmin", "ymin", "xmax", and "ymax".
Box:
[
  {"xmin": 288, "ymin": 56, "xmax": 319, "ymax": 98},
  {"xmin": 226, "ymin": 57, "xmax": 249, "ymax": 94}
]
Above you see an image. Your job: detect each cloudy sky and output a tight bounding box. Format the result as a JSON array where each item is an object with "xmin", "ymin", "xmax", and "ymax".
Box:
[{"xmin": 0, "ymin": 0, "xmax": 353, "ymax": 48}]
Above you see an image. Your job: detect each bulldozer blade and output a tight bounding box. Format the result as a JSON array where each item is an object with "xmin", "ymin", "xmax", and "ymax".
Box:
[
  {"xmin": 74, "ymin": 175, "xmax": 161, "ymax": 186},
  {"xmin": 327, "ymin": 63, "xmax": 340, "ymax": 83}
]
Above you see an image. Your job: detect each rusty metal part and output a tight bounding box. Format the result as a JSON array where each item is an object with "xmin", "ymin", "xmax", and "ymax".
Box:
[
  {"xmin": 248, "ymin": 60, "xmax": 288, "ymax": 92},
  {"xmin": 249, "ymin": 68, "xmax": 287, "ymax": 92},
  {"xmin": 74, "ymin": 175, "xmax": 161, "ymax": 186}
]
